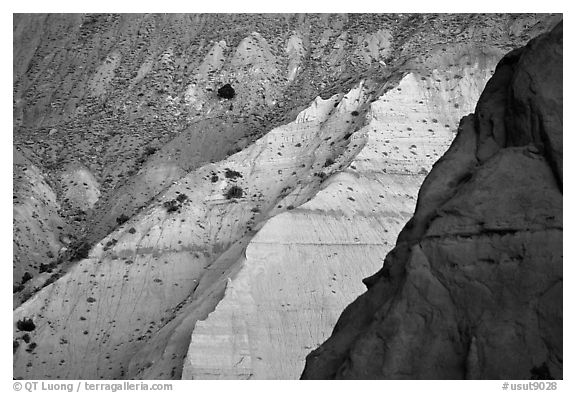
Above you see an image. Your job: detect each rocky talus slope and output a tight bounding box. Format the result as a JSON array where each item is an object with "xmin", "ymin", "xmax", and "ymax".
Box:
[
  {"xmin": 301, "ymin": 21, "xmax": 562, "ymax": 380},
  {"xmin": 14, "ymin": 14, "xmax": 560, "ymax": 379}
]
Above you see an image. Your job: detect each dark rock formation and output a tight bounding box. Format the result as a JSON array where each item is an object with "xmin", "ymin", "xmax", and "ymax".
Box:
[{"xmin": 301, "ymin": 21, "xmax": 563, "ymax": 380}]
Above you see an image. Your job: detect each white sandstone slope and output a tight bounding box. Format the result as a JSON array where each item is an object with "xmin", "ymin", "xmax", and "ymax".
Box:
[
  {"xmin": 13, "ymin": 14, "xmax": 562, "ymax": 380},
  {"xmin": 13, "ymin": 79, "xmax": 366, "ymax": 380},
  {"xmin": 182, "ymin": 48, "xmax": 503, "ymax": 379},
  {"xmin": 13, "ymin": 43, "xmax": 504, "ymax": 380}
]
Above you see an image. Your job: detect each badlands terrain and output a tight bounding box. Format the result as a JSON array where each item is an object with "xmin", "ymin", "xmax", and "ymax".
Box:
[{"xmin": 13, "ymin": 13, "xmax": 562, "ymax": 379}]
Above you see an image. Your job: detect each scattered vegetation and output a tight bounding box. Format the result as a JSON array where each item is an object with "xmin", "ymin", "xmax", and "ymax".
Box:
[
  {"xmin": 163, "ymin": 200, "xmax": 179, "ymax": 213},
  {"xmin": 116, "ymin": 214, "xmax": 129, "ymax": 225},
  {"xmin": 224, "ymin": 168, "xmax": 242, "ymax": 179},
  {"xmin": 25, "ymin": 342, "xmax": 37, "ymax": 353},
  {"xmin": 16, "ymin": 318, "xmax": 36, "ymax": 332},
  {"xmin": 225, "ymin": 185, "xmax": 244, "ymax": 199},
  {"xmin": 43, "ymin": 272, "xmax": 61, "ymax": 288},
  {"xmin": 217, "ymin": 84, "xmax": 235, "ymax": 99},
  {"xmin": 39, "ymin": 262, "xmax": 57, "ymax": 273},
  {"xmin": 144, "ymin": 146, "xmax": 158, "ymax": 156},
  {"xmin": 163, "ymin": 193, "xmax": 189, "ymax": 213},
  {"xmin": 71, "ymin": 242, "xmax": 91, "ymax": 261},
  {"xmin": 21, "ymin": 272, "xmax": 32, "ymax": 284},
  {"xmin": 176, "ymin": 193, "xmax": 188, "ymax": 203}
]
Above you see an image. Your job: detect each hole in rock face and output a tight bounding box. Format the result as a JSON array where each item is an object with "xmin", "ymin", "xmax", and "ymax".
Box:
[{"xmin": 217, "ymin": 84, "xmax": 235, "ymax": 99}]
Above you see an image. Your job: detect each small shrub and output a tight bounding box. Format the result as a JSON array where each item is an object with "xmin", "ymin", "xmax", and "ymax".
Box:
[
  {"xmin": 43, "ymin": 273, "xmax": 60, "ymax": 287},
  {"xmin": 144, "ymin": 146, "xmax": 157, "ymax": 156},
  {"xmin": 128, "ymin": 227, "xmax": 136, "ymax": 234},
  {"xmin": 25, "ymin": 342, "xmax": 37, "ymax": 353},
  {"xmin": 225, "ymin": 186, "xmax": 244, "ymax": 199},
  {"xmin": 21, "ymin": 272, "xmax": 33, "ymax": 284},
  {"xmin": 351, "ymin": 110, "xmax": 359, "ymax": 116},
  {"xmin": 211, "ymin": 174, "xmax": 219, "ymax": 183},
  {"xmin": 217, "ymin": 84, "xmax": 235, "ymax": 99},
  {"xmin": 224, "ymin": 169, "xmax": 242, "ymax": 179},
  {"xmin": 39, "ymin": 262, "xmax": 55, "ymax": 273},
  {"xmin": 116, "ymin": 214, "xmax": 129, "ymax": 225},
  {"xmin": 324, "ymin": 158, "xmax": 335, "ymax": 167},
  {"xmin": 176, "ymin": 193, "xmax": 188, "ymax": 203},
  {"xmin": 104, "ymin": 239, "xmax": 117, "ymax": 248},
  {"xmin": 163, "ymin": 200, "xmax": 179, "ymax": 213},
  {"xmin": 86, "ymin": 297, "xmax": 96, "ymax": 303},
  {"xmin": 71, "ymin": 242, "xmax": 91, "ymax": 261},
  {"xmin": 16, "ymin": 318, "xmax": 36, "ymax": 332}
]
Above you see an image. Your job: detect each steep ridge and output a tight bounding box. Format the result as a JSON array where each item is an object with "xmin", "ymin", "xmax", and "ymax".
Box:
[
  {"xmin": 301, "ymin": 21, "xmax": 562, "ymax": 380},
  {"xmin": 13, "ymin": 14, "xmax": 561, "ymax": 379},
  {"xmin": 14, "ymin": 14, "xmax": 560, "ymax": 299},
  {"xmin": 13, "ymin": 82, "xmax": 369, "ymax": 379},
  {"xmin": 182, "ymin": 45, "xmax": 503, "ymax": 379}
]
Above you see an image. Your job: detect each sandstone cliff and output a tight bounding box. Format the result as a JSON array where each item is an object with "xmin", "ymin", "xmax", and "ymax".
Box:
[
  {"xmin": 301, "ymin": 21, "xmax": 562, "ymax": 380},
  {"xmin": 13, "ymin": 14, "xmax": 561, "ymax": 380}
]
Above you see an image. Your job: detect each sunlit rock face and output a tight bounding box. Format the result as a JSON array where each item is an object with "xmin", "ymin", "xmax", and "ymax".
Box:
[
  {"xmin": 301, "ymin": 21, "xmax": 562, "ymax": 381},
  {"xmin": 13, "ymin": 13, "xmax": 561, "ymax": 380},
  {"xmin": 182, "ymin": 46, "xmax": 507, "ymax": 379}
]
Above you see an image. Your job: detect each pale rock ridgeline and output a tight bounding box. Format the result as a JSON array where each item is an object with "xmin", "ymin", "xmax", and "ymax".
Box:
[
  {"xmin": 182, "ymin": 45, "xmax": 502, "ymax": 380},
  {"xmin": 14, "ymin": 78, "xmax": 367, "ymax": 380},
  {"xmin": 13, "ymin": 14, "xmax": 562, "ymax": 380},
  {"xmin": 301, "ymin": 21, "xmax": 562, "ymax": 380},
  {"xmin": 13, "ymin": 13, "xmax": 559, "ymax": 306}
]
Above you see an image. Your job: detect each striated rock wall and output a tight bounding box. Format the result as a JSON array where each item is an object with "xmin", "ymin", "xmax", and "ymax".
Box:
[{"xmin": 301, "ymin": 21, "xmax": 562, "ymax": 380}]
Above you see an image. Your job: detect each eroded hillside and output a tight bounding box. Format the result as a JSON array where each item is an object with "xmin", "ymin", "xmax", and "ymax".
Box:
[{"xmin": 13, "ymin": 13, "xmax": 561, "ymax": 379}]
